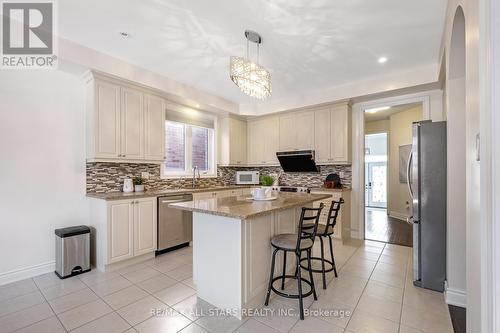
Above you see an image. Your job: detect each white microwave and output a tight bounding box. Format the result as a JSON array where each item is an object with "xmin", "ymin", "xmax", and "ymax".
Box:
[{"xmin": 236, "ymin": 171, "xmax": 260, "ymax": 185}]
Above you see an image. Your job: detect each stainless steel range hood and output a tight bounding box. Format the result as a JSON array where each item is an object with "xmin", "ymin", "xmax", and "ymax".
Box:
[{"xmin": 276, "ymin": 150, "xmax": 319, "ymax": 172}]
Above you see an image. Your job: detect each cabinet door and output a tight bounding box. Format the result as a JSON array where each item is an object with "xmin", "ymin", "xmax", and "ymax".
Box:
[
  {"xmin": 121, "ymin": 88, "xmax": 144, "ymax": 159},
  {"xmin": 331, "ymin": 106, "xmax": 349, "ymax": 163},
  {"xmin": 108, "ymin": 201, "xmax": 134, "ymax": 263},
  {"xmin": 279, "ymin": 114, "xmax": 296, "ymax": 151},
  {"xmin": 134, "ymin": 198, "xmax": 157, "ymax": 256},
  {"xmin": 296, "ymin": 112, "xmax": 314, "ymax": 150},
  {"xmin": 314, "ymin": 109, "xmax": 332, "ymax": 163},
  {"xmin": 264, "ymin": 117, "xmax": 280, "ymax": 164},
  {"xmin": 95, "ymin": 81, "xmax": 121, "ymax": 158},
  {"xmin": 144, "ymin": 94, "xmax": 166, "ymax": 161},
  {"xmin": 247, "ymin": 121, "xmax": 261, "ymax": 165},
  {"xmin": 230, "ymin": 118, "xmax": 247, "ymax": 165}
]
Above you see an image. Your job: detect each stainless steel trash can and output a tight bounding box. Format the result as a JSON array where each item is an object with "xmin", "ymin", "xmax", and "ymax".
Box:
[{"xmin": 55, "ymin": 226, "xmax": 91, "ymax": 278}]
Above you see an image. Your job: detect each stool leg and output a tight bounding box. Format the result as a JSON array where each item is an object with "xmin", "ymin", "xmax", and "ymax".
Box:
[
  {"xmin": 319, "ymin": 236, "xmax": 327, "ymax": 289},
  {"xmin": 328, "ymin": 235, "xmax": 338, "ymax": 278},
  {"xmin": 307, "ymin": 249, "xmax": 317, "ymax": 300},
  {"xmin": 295, "ymin": 253, "xmax": 304, "ymax": 320},
  {"xmin": 265, "ymin": 248, "xmax": 278, "ymax": 306},
  {"xmin": 281, "ymin": 251, "xmax": 287, "ymax": 290}
]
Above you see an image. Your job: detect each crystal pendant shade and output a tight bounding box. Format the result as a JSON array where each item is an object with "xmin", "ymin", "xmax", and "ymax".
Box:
[{"xmin": 230, "ymin": 56, "xmax": 272, "ymax": 99}]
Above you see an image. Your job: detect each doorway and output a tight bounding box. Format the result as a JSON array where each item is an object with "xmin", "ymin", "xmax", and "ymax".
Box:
[{"xmin": 365, "ymin": 133, "xmax": 388, "ymax": 209}]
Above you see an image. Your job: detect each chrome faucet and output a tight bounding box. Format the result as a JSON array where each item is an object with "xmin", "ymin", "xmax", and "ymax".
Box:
[{"xmin": 192, "ymin": 166, "xmax": 200, "ymax": 188}]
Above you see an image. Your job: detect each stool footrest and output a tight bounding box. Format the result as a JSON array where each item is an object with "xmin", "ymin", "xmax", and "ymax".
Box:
[
  {"xmin": 270, "ymin": 275, "xmax": 314, "ymax": 299},
  {"xmin": 299, "ymin": 256, "xmax": 336, "ymax": 273}
]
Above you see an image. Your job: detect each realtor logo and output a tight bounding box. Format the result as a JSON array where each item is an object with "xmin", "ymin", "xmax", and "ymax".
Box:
[{"xmin": 1, "ymin": 0, "xmax": 57, "ymax": 68}]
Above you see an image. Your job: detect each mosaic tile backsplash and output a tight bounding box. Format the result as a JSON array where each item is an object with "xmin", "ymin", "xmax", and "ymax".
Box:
[{"xmin": 86, "ymin": 162, "xmax": 352, "ymax": 193}]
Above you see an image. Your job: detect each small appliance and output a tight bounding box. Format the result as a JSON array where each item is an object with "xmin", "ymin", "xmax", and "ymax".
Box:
[
  {"xmin": 236, "ymin": 171, "xmax": 260, "ymax": 185},
  {"xmin": 251, "ymin": 187, "xmax": 272, "ymax": 199},
  {"xmin": 123, "ymin": 178, "xmax": 134, "ymax": 193},
  {"xmin": 271, "ymin": 186, "xmax": 310, "ymax": 193}
]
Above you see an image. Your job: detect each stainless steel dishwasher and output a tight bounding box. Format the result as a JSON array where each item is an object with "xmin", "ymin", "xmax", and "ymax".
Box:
[{"xmin": 157, "ymin": 193, "xmax": 193, "ymax": 254}]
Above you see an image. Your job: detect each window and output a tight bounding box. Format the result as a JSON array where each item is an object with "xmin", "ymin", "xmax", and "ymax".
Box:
[{"xmin": 162, "ymin": 120, "xmax": 216, "ymax": 178}]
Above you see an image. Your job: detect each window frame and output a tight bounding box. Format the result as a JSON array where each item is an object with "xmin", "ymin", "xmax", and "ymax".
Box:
[{"xmin": 160, "ymin": 120, "xmax": 217, "ymax": 179}]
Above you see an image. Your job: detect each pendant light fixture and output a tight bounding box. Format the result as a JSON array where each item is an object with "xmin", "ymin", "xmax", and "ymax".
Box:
[{"xmin": 230, "ymin": 30, "xmax": 272, "ymax": 99}]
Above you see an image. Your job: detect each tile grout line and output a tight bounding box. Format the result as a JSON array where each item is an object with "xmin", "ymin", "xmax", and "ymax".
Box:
[
  {"xmin": 30, "ymin": 277, "xmax": 68, "ymax": 333},
  {"xmin": 397, "ymin": 251, "xmax": 412, "ymax": 333}
]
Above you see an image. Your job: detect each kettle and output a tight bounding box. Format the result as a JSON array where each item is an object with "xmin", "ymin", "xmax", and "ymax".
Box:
[{"xmin": 123, "ymin": 178, "xmax": 134, "ymax": 193}]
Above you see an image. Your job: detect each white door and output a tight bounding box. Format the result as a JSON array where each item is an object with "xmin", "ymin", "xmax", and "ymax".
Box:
[
  {"xmin": 95, "ymin": 81, "xmax": 121, "ymax": 158},
  {"xmin": 314, "ymin": 108, "xmax": 331, "ymax": 163},
  {"xmin": 121, "ymin": 88, "xmax": 144, "ymax": 159},
  {"xmin": 296, "ymin": 112, "xmax": 315, "ymax": 150},
  {"xmin": 331, "ymin": 106, "xmax": 348, "ymax": 162},
  {"xmin": 108, "ymin": 200, "xmax": 134, "ymax": 263},
  {"xmin": 134, "ymin": 198, "xmax": 157, "ymax": 256},
  {"xmin": 144, "ymin": 94, "xmax": 166, "ymax": 161},
  {"xmin": 365, "ymin": 162, "xmax": 387, "ymax": 208}
]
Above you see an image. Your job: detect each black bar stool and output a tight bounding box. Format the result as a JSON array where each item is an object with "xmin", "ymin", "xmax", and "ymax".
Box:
[
  {"xmin": 264, "ymin": 204, "xmax": 324, "ymax": 320},
  {"xmin": 300, "ymin": 198, "xmax": 344, "ymax": 289}
]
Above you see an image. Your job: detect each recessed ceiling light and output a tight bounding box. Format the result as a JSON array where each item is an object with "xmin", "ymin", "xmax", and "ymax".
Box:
[
  {"xmin": 119, "ymin": 32, "xmax": 131, "ymax": 38},
  {"xmin": 378, "ymin": 57, "xmax": 388, "ymax": 64},
  {"xmin": 365, "ymin": 106, "xmax": 390, "ymax": 114},
  {"xmin": 195, "ymin": 104, "xmax": 200, "ymax": 108}
]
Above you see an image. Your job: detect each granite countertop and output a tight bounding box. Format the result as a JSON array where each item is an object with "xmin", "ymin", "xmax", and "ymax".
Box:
[
  {"xmin": 168, "ymin": 192, "xmax": 331, "ymax": 219},
  {"xmin": 309, "ymin": 187, "xmax": 351, "ymax": 192},
  {"xmin": 86, "ymin": 185, "xmax": 254, "ymax": 201}
]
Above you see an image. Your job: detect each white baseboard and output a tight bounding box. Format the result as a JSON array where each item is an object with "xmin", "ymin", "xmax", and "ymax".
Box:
[
  {"xmin": 445, "ymin": 285, "xmax": 467, "ymax": 308},
  {"xmin": 389, "ymin": 211, "xmax": 410, "ymax": 221},
  {"xmin": 0, "ymin": 261, "xmax": 55, "ymax": 286}
]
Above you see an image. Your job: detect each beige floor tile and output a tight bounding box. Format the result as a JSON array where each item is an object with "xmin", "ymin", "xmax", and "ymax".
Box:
[
  {"xmin": 14, "ymin": 316, "xmax": 65, "ymax": 333},
  {"xmin": 79, "ymin": 270, "xmax": 119, "ymax": 286},
  {"xmin": 115, "ymin": 263, "xmax": 149, "ymax": 275},
  {"xmin": 196, "ymin": 314, "xmax": 248, "ymax": 333},
  {"xmin": 339, "ymin": 262, "xmax": 375, "ymax": 279},
  {"xmin": 289, "ymin": 316, "xmax": 344, "ymax": 333},
  {"xmin": 0, "ymin": 279, "xmax": 38, "ymax": 302},
  {"xmin": 346, "ymin": 309, "xmax": 399, "ymax": 333},
  {"xmin": 356, "ymin": 293, "xmax": 402, "ymax": 322},
  {"xmin": 403, "ymin": 286, "xmax": 449, "ymax": 317},
  {"xmin": 71, "ymin": 312, "xmax": 131, "ymax": 333},
  {"xmin": 234, "ymin": 318, "xmax": 279, "ymax": 333},
  {"xmin": 309, "ymin": 297, "xmax": 353, "ymax": 328},
  {"xmin": 172, "ymin": 295, "xmax": 216, "ymax": 321},
  {"xmin": 103, "ymin": 285, "xmax": 149, "ymax": 310},
  {"xmin": 0, "ymin": 290, "xmax": 45, "ymax": 317},
  {"xmin": 89, "ymin": 276, "xmax": 133, "ymax": 297},
  {"xmin": 253, "ymin": 301, "xmax": 299, "ymax": 332},
  {"xmin": 399, "ymin": 324, "xmax": 426, "ymax": 333},
  {"xmin": 40, "ymin": 278, "xmax": 87, "ymax": 301},
  {"xmin": 373, "ymin": 262, "xmax": 407, "ymax": 277},
  {"xmin": 33, "ymin": 272, "xmax": 69, "ymax": 289},
  {"xmin": 401, "ymin": 303, "xmax": 454, "ymax": 333},
  {"xmin": 181, "ymin": 277, "xmax": 197, "ymax": 290},
  {"xmin": 164, "ymin": 265, "xmax": 193, "ymax": 281},
  {"xmin": 122, "ymin": 267, "xmax": 162, "ymax": 284},
  {"xmin": 363, "ymin": 280, "xmax": 404, "ymax": 303},
  {"xmin": 134, "ymin": 310, "xmax": 191, "ymax": 333},
  {"xmin": 378, "ymin": 254, "xmax": 408, "ymax": 266},
  {"xmin": 150, "ymin": 259, "xmax": 186, "ymax": 273},
  {"xmin": 136, "ymin": 274, "xmax": 177, "ymax": 294},
  {"xmin": 154, "ymin": 283, "xmax": 196, "ymax": 306},
  {"xmin": 179, "ymin": 323, "xmax": 209, "ymax": 333},
  {"xmin": 57, "ymin": 299, "xmax": 112, "ymax": 331},
  {"xmin": 117, "ymin": 295, "xmax": 167, "ymax": 326},
  {"xmin": 0, "ymin": 302, "xmax": 54, "ymax": 333},
  {"xmin": 370, "ymin": 269, "xmax": 405, "ymax": 288},
  {"xmin": 48, "ymin": 287, "xmax": 99, "ymax": 314}
]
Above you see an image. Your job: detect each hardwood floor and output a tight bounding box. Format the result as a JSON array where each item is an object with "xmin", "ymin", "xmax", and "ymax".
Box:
[
  {"xmin": 449, "ymin": 305, "xmax": 466, "ymax": 333},
  {"xmin": 365, "ymin": 207, "xmax": 413, "ymax": 247}
]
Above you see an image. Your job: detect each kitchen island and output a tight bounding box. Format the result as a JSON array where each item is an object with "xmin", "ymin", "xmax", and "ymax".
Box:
[{"xmin": 169, "ymin": 192, "xmax": 330, "ymax": 318}]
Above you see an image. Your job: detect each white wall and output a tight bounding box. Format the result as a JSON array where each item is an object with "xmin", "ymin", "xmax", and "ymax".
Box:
[
  {"xmin": 0, "ymin": 69, "xmax": 89, "ymax": 284},
  {"xmin": 388, "ymin": 107, "xmax": 422, "ymax": 219}
]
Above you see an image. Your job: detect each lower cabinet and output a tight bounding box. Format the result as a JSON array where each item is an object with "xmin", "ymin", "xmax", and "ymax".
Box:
[
  {"xmin": 107, "ymin": 197, "xmax": 157, "ymax": 265},
  {"xmin": 310, "ymin": 190, "xmax": 351, "ymax": 242}
]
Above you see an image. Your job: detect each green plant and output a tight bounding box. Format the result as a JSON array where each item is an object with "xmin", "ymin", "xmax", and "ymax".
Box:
[
  {"xmin": 260, "ymin": 174, "xmax": 274, "ymax": 186},
  {"xmin": 133, "ymin": 176, "xmax": 144, "ymax": 185}
]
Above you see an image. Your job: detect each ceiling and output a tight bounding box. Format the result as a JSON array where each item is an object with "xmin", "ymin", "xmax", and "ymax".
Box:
[
  {"xmin": 58, "ymin": 0, "xmax": 447, "ymax": 107},
  {"xmin": 364, "ymin": 102, "xmax": 422, "ymax": 122}
]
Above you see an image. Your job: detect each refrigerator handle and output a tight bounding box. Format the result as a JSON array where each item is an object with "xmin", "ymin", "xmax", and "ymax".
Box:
[{"xmin": 407, "ymin": 150, "xmax": 414, "ymax": 199}]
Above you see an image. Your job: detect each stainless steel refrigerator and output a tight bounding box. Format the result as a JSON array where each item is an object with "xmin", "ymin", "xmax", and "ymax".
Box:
[{"xmin": 407, "ymin": 120, "xmax": 447, "ymax": 292}]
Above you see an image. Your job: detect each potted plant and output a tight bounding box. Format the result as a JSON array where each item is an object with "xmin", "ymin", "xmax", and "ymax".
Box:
[
  {"xmin": 260, "ymin": 174, "xmax": 274, "ymax": 187},
  {"xmin": 133, "ymin": 176, "xmax": 145, "ymax": 192}
]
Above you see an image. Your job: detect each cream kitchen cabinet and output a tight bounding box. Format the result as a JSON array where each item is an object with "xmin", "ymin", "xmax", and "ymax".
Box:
[
  {"xmin": 310, "ymin": 190, "xmax": 351, "ymax": 242},
  {"xmin": 219, "ymin": 117, "xmax": 247, "ymax": 166},
  {"xmin": 85, "ymin": 72, "xmax": 166, "ymax": 163},
  {"xmin": 247, "ymin": 116, "xmax": 279, "ymax": 165},
  {"xmin": 279, "ymin": 112, "xmax": 314, "ymax": 151},
  {"xmin": 89, "ymin": 197, "xmax": 157, "ymax": 270},
  {"xmin": 314, "ymin": 103, "xmax": 351, "ymax": 164}
]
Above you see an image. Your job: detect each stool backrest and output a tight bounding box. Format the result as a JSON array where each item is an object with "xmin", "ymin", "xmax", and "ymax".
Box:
[
  {"xmin": 323, "ymin": 198, "xmax": 344, "ymax": 235},
  {"xmin": 295, "ymin": 203, "xmax": 324, "ymax": 253}
]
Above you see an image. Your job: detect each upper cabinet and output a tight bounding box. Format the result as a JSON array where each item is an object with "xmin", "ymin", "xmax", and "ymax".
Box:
[
  {"xmin": 219, "ymin": 117, "xmax": 247, "ymax": 166},
  {"xmin": 247, "ymin": 116, "xmax": 279, "ymax": 165},
  {"xmin": 314, "ymin": 103, "xmax": 351, "ymax": 164},
  {"xmin": 85, "ymin": 72, "xmax": 166, "ymax": 163},
  {"xmin": 279, "ymin": 112, "xmax": 314, "ymax": 151}
]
